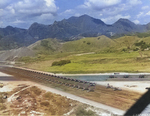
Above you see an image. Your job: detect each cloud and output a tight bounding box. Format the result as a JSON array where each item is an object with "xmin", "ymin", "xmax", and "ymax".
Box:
[
  {"xmin": 74, "ymin": 13, "xmax": 81, "ymax": 17},
  {"xmin": 0, "ymin": 21, "xmax": 3, "ymax": 27},
  {"xmin": 14, "ymin": 0, "xmax": 58, "ymax": 16},
  {"xmin": 101, "ymin": 4, "xmax": 130, "ymax": 16},
  {"xmin": 146, "ymin": 11, "xmax": 150, "ymax": 16},
  {"xmin": 64, "ymin": 9, "xmax": 74, "ymax": 14},
  {"xmin": 101, "ymin": 14, "xmax": 131, "ymax": 24},
  {"xmin": 127, "ymin": 0, "xmax": 142, "ymax": 5},
  {"xmin": 0, "ymin": 0, "xmax": 58, "ymax": 28},
  {"xmin": 0, "ymin": 0, "xmax": 13, "ymax": 8},
  {"xmin": 133, "ymin": 20, "xmax": 140, "ymax": 24},
  {"xmin": 60, "ymin": 9, "xmax": 74, "ymax": 15},
  {"xmin": 81, "ymin": 0, "xmax": 121, "ymax": 10},
  {"xmin": 142, "ymin": 6, "xmax": 149, "ymax": 10},
  {"xmin": 12, "ymin": 19, "xmax": 25, "ymax": 24},
  {"xmin": 137, "ymin": 12, "xmax": 144, "ymax": 18}
]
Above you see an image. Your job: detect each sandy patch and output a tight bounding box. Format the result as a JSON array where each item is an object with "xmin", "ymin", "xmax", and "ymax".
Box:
[
  {"xmin": 0, "ymin": 80, "xmax": 125, "ymax": 115},
  {"xmin": 94, "ymin": 81, "xmax": 150, "ymax": 93},
  {"xmin": 0, "ymin": 81, "xmax": 30, "ymax": 92},
  {"xmin": 0, "ymin": 72, "xmax": 12, "ymax": 77}
]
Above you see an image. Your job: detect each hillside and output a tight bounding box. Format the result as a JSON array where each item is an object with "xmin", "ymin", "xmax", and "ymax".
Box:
[
  {"xmin": 29, "ymin": 35, "xmax": 145, "ymax": 54},
  {"xmin": 0, "ymin": 14, "xmax": 150, "ymax": 50},
  {"xmin": 17, "ymin": 34, "xmax": 150, "ymax": 73},
  {"xmin": 112, "ymin": 36, "xmax": 140, "ymax": 51},
  {"xmin": 1, "ymin": 34, "xmax": 150, "ymax": 63},
  {"xmin": 0, "ymin": 47, "xmax": 35, "ymax": 61},
  {"xmin": 30, "ymin": 38, "xmax": 61, "ymax": 55},
  {"xmin": 62, "ymin": 35, "xmax": 116, "ymax": 53},
  {"xmin": 27, "ymin": 35, "xmax": 116, "ymax": 55}
]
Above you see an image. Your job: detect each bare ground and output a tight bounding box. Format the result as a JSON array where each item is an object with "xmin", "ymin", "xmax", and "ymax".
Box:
[{"xmin": 0, "ymin": 72, "xmax": 117, "ymax": 116}]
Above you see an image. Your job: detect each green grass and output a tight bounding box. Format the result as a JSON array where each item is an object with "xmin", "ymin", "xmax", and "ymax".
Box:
[
  {"xmin": 19, "ymin": 35, "xmax": 150, "ymax": 74},
  {"xmin": 23, "ymin": 51, "xmax": 150, "ymax": 73},
  {"xmin": 62, "ymin": 35, "xmax": 115, "ymax": 53}
]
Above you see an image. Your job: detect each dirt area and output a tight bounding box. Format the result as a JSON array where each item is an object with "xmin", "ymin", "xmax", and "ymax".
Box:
[
  {"xmin": 0, "ymin": 81, "xmax": 76, "ymax": 115},
  {"xmin": 94, "ymin": 81, "xmax": 150, "ymax": 94},
  {"xmin": 0, "ymin": 80, "xmax": 114, "ymax": 116},
  {"xmin": 0, "ymin": 47, "xmax": 35, "ymax": 61},
  {"xmin": 0, "ymin": 70, "xmax": 145, "ymax": 115}
]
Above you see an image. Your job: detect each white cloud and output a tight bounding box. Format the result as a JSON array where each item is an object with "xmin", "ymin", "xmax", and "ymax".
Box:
[
  {"xmin": 0, "ymin": 21, "xmax": 3, "ymax": 27},
  {"xmin": 44, "ymin": 0, "xmax": 55, "ymax": 7},
  {"xmin": 142, "ymin": 6, "xmax": 149, "ymax": 10},
  {"xmin": 82, "ymin": 0, "xmax": 121, "ymax": 10},
  {"xmin": 38, "ymin": 13, "xmax": 55, "ymax": 23},
  {"xmin": 101, "ymin": 4, "xmax": 130, "ymax": 16},
  {"xmin": 127, "ymin": 0, "xmax": 142, "ymax": 5},
  {"xmin": 137, "ymin": 12, "xmax": 144, "ymax": 18},
  {"xmin": 101, "ymin": 14, "xmax": 131, "ymax": 24},
  {"xmin": 13, "ymin": 0, "xmax": 58, "ymax": 15},
  {"xmin": 0, "ymin": 9, "xmax": 4, "ymax": 17},
  {"xmin": 74, "ymin": 13, "xmax": 81, "ymax": 17},
  {"xmin": 12, "ymin": 19, "xmax": 25, "ymax": 24},
  {"xmin": 0, "ymin": 0, "xmax": 58, "ymax": 28},
  {"xmin": 133, "ymin": 20, "xmax": 140, "ymax": 24},
  {"xmin": 64, "ymin": 9, "xmax": 73, "ymax": 14},
  {"xmin": 59, "ymin": 9, "xmax": 75, "ymax": 18},
  {"xmin": 0, "ymin": 0, "xmax": 12, "ymax": 8},
  {"xmin": 99, "ymin": 13, "xmax": 103, "ymax": 16},
  {"xmin": 146, "ymin": 11, "xmax": 150, "ymax": 16}
]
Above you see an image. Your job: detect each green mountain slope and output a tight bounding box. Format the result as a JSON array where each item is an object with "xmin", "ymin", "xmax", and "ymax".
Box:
[
  {"xmin": 28, "ymin": 35, "xmax": 116, "ymax": 54},
  {"xmin": 29, "ymin": 38, "xmax": 61, "ymax": 54},
  {"xmin": 28, "ymin": 34, "xmax": 150, "ymax": 55},
  {"xmin": 112, "ymin": 36, "xmax": 140, "ymax": 50},
  {"xmin": 61, "ymin": 35, "xmax": 116, "ymax": 53},
  {"xmin": 19, "ymin": 34, "xmax": 150, "ymax": 73}
]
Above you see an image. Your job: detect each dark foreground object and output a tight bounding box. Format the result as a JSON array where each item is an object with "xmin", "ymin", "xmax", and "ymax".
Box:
[{"xmin": 124, "ymin": 89, "xmax": 150, "ymax": 115}]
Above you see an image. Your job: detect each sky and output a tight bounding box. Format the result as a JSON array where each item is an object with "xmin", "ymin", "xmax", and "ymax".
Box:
[{"xmin": 0, "ymin": 0, "xmax": 150, "ymax": 29}]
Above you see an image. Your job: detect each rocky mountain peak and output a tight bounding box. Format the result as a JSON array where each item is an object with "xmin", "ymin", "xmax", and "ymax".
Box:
[{"xmin": 0, "ymin": 14, "xmax": 149, "ymax": 50}]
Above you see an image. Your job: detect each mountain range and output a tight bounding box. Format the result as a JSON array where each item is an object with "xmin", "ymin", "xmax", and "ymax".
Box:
[{"xmin": 0, "ymin": 14, "xmax": 150, "ymax": 50}]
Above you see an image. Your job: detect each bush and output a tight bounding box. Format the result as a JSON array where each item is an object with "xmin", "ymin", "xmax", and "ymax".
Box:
[
  {"xmin": 20, "ymin": 90, "xmax": 30, "ymax": 95},
  {"xmin": 136, "ymin": 32, "xmax": 150, "ymax": 38},
  {"xmin": 0, "ymin": 104, "xmax": 6, "ymax": 110},
  {"xmin": 122, "ymin": 48, "xmax": 127, "ymax": 52},
  {"xmin": 52, "ymin": 60, "xmax": 71, "ymax": 66},
  {"xmin": 133, "ymin": 48, "xmax": 139, "ymax": 51},
  {"xmin": 87, "ymin": 42, "xmax": 91, "ymax": 45},
  {"xmin": 76, "ymin": 107, "xmax": 96, "ymax": 116},
  {"xmin": 30, "ymin": 86, "xmax": 42, "ymax": 95},
  {"xmin": 40, "ymin": 101, "xmax": 50, "ymax": 107},
  {"xmin": 135, "ymin": 41, "xmax": 150, "ymax": 50},
  {"xmin": 43, "ymin": 92, "xmax": 53, "ymax": 99}
]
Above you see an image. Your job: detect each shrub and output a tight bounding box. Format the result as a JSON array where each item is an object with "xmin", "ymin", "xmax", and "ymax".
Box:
[
  {"xmin": 135, "ymin": 41, "xmax": 150, "ymax": 50},
  {"xmin": 40, "ymin": 101, "xmax": 50, "ymax": 107},
  {"xmin": 30, "ymin": 86, "xmax": 42, "ymax": 95},
  {"xmin": 133, "ymin": 48, "xmax": 139, "ymax": 51},
  {"xmin": 43, "ymin": 92, "xmax": 53, "ymax": 99},
  {"xmin": 136, "ymin": 32, "xmax": 150, "ymax": 38},
  {"xmin": 122, "ymin": 48, "xmax": 127, "ymax": 52},
  {"xmin": 52, "ymin": 60, "xmax": 71, "ymax": 66},
  {"xmin": 87, "ymin": 42, "xmax": 91, "ymax": 45},
  {"xmin": 20, "ymin": 90, "xmax": 30, "ymax": 95},
  {"xmin": 76, "ymin": 107, "xmax": 96, "ymax": 116},
  {"xmin": 0, "ymin": 104, "xmax": 6, "ymax": 110}
]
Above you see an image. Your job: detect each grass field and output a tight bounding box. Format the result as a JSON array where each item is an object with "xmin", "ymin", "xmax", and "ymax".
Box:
[
  {"xmin": 19, "ymin": 35, "xmax": 150, "ymax": 74},
  {"xmin": 22, "ymin": 51, "xmax": 150, "ymax": 74}
]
